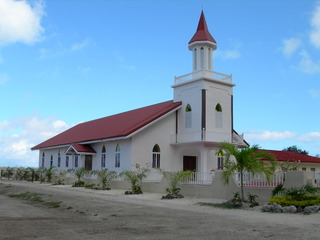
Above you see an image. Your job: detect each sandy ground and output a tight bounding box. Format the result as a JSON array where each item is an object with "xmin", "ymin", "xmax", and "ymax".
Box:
[{"xmin": 1, "ymin": 181, "xmax": 320, "ymax": 240}]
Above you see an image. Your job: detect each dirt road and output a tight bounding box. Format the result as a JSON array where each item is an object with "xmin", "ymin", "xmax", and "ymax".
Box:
[{"xmin": 0, "ymin": 181, "xmax": 319, "ymax": 240}]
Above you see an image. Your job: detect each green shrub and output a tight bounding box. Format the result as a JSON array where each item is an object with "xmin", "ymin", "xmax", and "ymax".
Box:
[
  {"xmin": 72, "ymin": 180, "xmax": 85, "ymax": 187},
  {"xmin": 270, "ymin": 195, "xmax": 320, "ymax": 207},
  {"xmin": 84, "ymin": 183, "xmax": 96, "ymax": 189}
]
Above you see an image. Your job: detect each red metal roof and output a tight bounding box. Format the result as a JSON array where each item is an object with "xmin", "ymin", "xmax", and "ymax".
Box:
[
  {"xmin": 32, "ymin": 100, "xmax": 182, "ymax": 150},
  {"xmin": 262, "ymin": 150, "xmax": 320, "ymax": 163},
  {"xmin": 189, "ymin": 11, "xmax": 216, "ymax": 45},
  {"xmin": 67, "ymin": 143, "xmax": 96, "ymax": 154}
]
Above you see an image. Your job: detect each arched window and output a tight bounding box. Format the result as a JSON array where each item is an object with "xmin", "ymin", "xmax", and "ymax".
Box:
[
  {"xmin": 185, "ymin": 104, "xmax": 192, "ymax": 128},
  {"xmin": 215, "ymin": 103, "xmax": 223, "ymax": 128},
  {"xmin": 101, "ymin": 145, "xmax": 106, "ymax": 168},
  {"xmin": 193, "ymin": 48, "xmax": 197, "ymax": 70},
  {"xmin": 50, "ymin": 155, "xmax": 53, "ymax": 167},
  {"xmin": 200, "ymin": 47, "xmax": 204, "ymax": 69},
  {"xmin": 65, "ymin": 155, "xmax": 69, "ymax": 168},
  {"xmin": 217, "ymin": 150, "xmax": 224, "ymax": 170},
  {"xmin": 41, "ymin": 152, "xmax": 45, "ymax": 167},
  {"xmin": 208, "ymin": 48, "xmax": 212, "ymax": 70},
  {"xmin": 152, "ymin": 144, "xmax": 160, "ymax": 168},
  {"xmin": 115, "ymin": 144, "xmax": 120, "ymax": 168},
  {"xmin": 58, "ymin": 151, "xmax": 61, "ymax": 168},
  {"xmin": 74, "ymin": 155, "xmax": 79, "ymax": 168}
]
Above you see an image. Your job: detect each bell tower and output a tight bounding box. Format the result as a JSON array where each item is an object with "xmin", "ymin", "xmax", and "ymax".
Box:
[
  {"xmin": 188, "ymin": 11, "xmax": 217, "ymax": 74},
  {"xmin": 172, "ymin": 11, "xmax": 236, "ymax": 144}
]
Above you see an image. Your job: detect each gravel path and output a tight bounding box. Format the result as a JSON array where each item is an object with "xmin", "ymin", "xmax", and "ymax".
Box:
[{"xmin": 0, "ymin": 180, "xmax": 319, "ymax": 240}]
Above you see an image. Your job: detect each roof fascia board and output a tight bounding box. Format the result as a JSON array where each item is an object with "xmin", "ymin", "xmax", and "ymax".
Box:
[
  {"xmin": 65, "ymin": 145, "xmax": 78, "ymax": 154},
  {"xmin": 34, "ymin": 144, "xmax": 70, "ymax": 151},
  {"xmin": 80, "ymin": 136, "xmax": 129, "ymax": 145}
]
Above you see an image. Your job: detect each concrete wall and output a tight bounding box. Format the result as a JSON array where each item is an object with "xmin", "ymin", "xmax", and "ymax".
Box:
[{"xmin": 26, "ymin": 170, "xmax": 320, "ymax": 203}]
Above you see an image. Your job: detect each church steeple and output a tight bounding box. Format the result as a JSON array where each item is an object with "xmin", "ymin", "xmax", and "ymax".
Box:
[
  {"xmin": 188, "ymin": 11, "xmax": 217, "ymax": 72},
  {"xmin": 189, "ymin": 11, "xmax": 216, "ymax": 47}
]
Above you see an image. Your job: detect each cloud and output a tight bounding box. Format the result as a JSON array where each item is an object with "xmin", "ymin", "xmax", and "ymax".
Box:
[
  {"xmin": 222, "ymin": 50, "xmax": 241, "ymax": 59},
  {"xmin": 282, "ymin": 38, "xmax": 301, "ymax": 56},
  {"xmin": 0, "ymin": 0, "xmax": 45, "ymax": 46},
  {"xmin": 243, "ymin": 130, "xmax": 320, "ymax": 155},
  {"xmin": 39, "ymin": 39, "xmax": 93, "ymax": 59},
  {"xmin": 0, "ymin": 116, "xmax": 70, "ymax": 167},
  {"xmin": 309, "ymin": 89, "xmax": 320, "ymax": 99},
  {"xmin": 310, "ymin": 2, "xmax": 320, "ymax": 48},
  {"xmin": 113, "ymin": 51, "xmax": 136, "ymax": 71},
  {"xmin": 244, "ymin": 130, "xmax": 296, "ymax": 142},
  {"xmin": 298, "ymin": 132, "xmax": 320, "ymax": 142},
  {"xmin": 70, "ymin": 39, "xmax": 92, "ymax": 52},
  {"xmin": 298, "ymin": 50, "xmax": 320, "ymax": 73}
]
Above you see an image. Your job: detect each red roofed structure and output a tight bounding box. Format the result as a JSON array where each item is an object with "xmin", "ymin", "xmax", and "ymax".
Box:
[
  {"xmin": 32, "ymin": 11, "xmax": 248, "ymax": 173},
  {"xmin": 262, "ymin": 150, "xmax": 320, "ymax": 164},
  {"xmin": 32, "ymin": 100, "xmax": 182, "ymax": 150}
]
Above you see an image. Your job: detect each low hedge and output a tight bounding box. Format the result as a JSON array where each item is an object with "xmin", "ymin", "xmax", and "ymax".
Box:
[{"xmin": 270, "ymin": 195, "xmax": 320, "ymax": 207}]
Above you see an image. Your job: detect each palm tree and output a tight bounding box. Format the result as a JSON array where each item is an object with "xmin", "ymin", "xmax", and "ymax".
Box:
[
  {"xmin": 92, "ymin": 169, "xmax": 117, "ymax": 189},
  {"xmin": 41, "ymin": 166, "xmax": 56, "ymax": 183},
  {"xmin": 120, "ymin": 164, "xmax": 150, "ymax": 194},
  {"xmin": 120, "ymin": 170, "xmax": 147, "ymax": 194},
  {"xmin": 157, "ymin": 169, "xmax": 191, "ymax": 198},
  {"xmin": 67, "ymin": 168, "xmax": 89, "ymax": 187},
  {"xmin": 218, "ymin": 142, "xmax": 277, "ymax": 201}
]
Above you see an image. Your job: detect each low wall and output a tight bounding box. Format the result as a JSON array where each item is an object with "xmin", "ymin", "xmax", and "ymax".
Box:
[
  {"xmin": 180, "ymin": 172, "xmax": 274, "ymax": 202},
  {"xmin": 3, "ymin": 170, "xmax": 317, "ymax": 203}
]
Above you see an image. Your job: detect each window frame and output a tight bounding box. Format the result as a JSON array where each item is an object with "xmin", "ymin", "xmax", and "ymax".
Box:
[
  {"xmin": 152, "ymin": 144, "xmax": 161, "ymax": 168},
  {"xmin": 185, "ymin": 104, "xmax": 192, "ymax": 128},
  {"xmin": 66, "ymin": 155, "xmax": 69, "ymax": 168},
  {"xmin": 74, "ymin": 155, "xmax": 79, "ymax": 168},
  {"xmin": 115, "ymin": 144, "xmax": 120, "ymax": 168},
  {"xmin": 101, "ymin": 145, "xmax": 106, "ymax": 168},
  {"xmin": 58, "ymin": 151, "xmax": 61, "ymax": 168},
  {"xmin": 41, "ymin": 152, "xmax": 45, "ymax": 167},
  {"xmin": 215, "ymin": 103, "xmax": 223, "ymax": 128}
]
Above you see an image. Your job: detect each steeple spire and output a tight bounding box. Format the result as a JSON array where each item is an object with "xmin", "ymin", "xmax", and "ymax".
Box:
[
  {"xmin": 188, "ymin": 11, "xmax": 216, "ymax": 46},
  {"xmin": 188, "ymin": 11, "xmax": 217, "ymax": 73}
]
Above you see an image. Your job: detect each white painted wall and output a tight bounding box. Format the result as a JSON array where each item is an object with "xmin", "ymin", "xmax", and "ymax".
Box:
[{"xmin": 131, "ymin": 111, "xmax": 179, "ymax": 171}]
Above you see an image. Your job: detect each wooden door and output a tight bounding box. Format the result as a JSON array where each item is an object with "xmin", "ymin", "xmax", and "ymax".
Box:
[
  {"xmin": 85, "ymin": 155, "xmax": 93, "ymax": 170},
  {"xmin": 183, "ymin": 156, "xmax": 197, "ymax": 171}
]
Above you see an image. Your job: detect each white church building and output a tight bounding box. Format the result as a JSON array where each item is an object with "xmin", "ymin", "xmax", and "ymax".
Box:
[{"xmin": 32, "ymin": 11, "xmax": 248, "ymax": 174}]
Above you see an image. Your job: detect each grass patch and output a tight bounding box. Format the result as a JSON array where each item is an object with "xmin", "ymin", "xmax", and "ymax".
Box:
[
  {"xmin": 8, "ymin": 192, "xmax": 62, "ymax": 209},
  {"xmin": 43, "ymin": 201, "xmax": 61, "ymax": 208},
  {"xmin": 8, "ymin": 192, "xmax": 44, "ymax": 203},
  {"xmin": 196, "ymin": 202, "xmax": 237, "ymax": 209}
]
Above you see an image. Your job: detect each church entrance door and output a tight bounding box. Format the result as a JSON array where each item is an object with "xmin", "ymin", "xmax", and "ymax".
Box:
[
  {"xmin": 183, "ymin": 156, "xmax": 197, "ymax": 171},
  {"xmin": 85, "ymin": 155, "xmax": 93, "ymax": 170}
]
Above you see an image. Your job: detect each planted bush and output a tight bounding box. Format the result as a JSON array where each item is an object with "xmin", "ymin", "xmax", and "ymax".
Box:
[
  {"xmin": 67, "ymin": 168, "xmax": 89, "ymax": 187},
  {"xmin": 267, "ymin": 183, "xmax": 320, "ymax": 211},
  {"xmin": 269, "ymin": 195, "xmax": 320, "ymax": 207},
  {"xmin": 157, "ymin": 169, "xmax": 191, "ymax": 199},
  {"xmin": 121, "ymin": 163, "xmax": 150, "ymax": 194},
  {"xmin": 92, "ymin": 169, "xmax": 117, "ymax": 190},
  {"xmin": 40, "ymin": 166, "xmax": 56, "ymax": 183}
]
